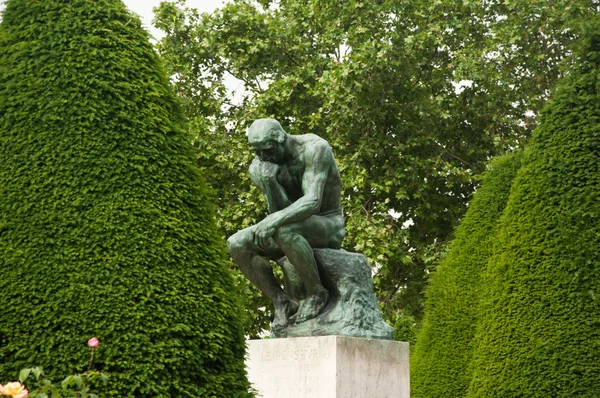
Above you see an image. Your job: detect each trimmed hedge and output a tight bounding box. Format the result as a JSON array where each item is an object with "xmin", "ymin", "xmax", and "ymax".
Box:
[
  {"xmin": 467, "ymin": 20, "xmax": 600, "ymax": 398},
  {"xmin": 0, "ymin": 1, "xmax": 250, "ymax": 396},
  {"xmin": 411, "ymin": 151, "xmax": 522, "ymax": 398}
]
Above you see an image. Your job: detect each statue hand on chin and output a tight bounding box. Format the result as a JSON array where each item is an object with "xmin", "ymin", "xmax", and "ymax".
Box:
[{"xmin": 258, "ymin": 160, "xmax": 280, "ymax": 181}]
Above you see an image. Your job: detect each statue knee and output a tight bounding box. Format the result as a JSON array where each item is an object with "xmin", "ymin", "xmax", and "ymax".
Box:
[{"xmin": 227, "ymin": 232, "xmax": 251, "ymax": 260}]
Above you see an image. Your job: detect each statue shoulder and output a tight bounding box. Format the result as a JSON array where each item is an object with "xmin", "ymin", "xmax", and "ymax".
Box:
[
  {"xmin": 300, "ymin": 133, "xmax": 329, "ymax": 144},
  {"xmin": 299, "ymin": 134, "xmax": 331, "ymax": 153},
  {"xmin": 300, "ymin": 138, "xmax": 334, "ymax": 169}
]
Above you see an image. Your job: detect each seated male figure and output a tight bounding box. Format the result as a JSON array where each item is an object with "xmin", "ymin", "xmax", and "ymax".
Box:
[{"xmin": 227, "ymin": 118, "xmax": 345, "ymax": 332}]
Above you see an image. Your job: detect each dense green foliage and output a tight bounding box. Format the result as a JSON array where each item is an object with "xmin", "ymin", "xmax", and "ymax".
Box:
[
  {"xmin": 390, "ymin": 311, "xmax": 417, "ymax": 347},
  {"xmin": 411, "ymin": 151, "xmax": 522, "ymax": 398},
  {"xmin": 0, "ymin": 1, "xmax": 249, "ymax": 396},
  {"xmin": 152, "ymin": 0, "xmax": 600, "ymax": 335},
  {"xmin": 467, "ymin": 19, "xmax": 600, "ymax": 398}
]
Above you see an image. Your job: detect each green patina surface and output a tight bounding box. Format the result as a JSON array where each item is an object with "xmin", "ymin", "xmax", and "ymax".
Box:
[{"xmin": 228, "ymin": 119, "xmax": 391, "ymax": 339}]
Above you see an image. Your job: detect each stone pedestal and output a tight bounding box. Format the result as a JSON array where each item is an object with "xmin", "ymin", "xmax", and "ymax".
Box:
[{"xmin": 246, "ymin": 336, "xmax": 409, "ymax": 398}]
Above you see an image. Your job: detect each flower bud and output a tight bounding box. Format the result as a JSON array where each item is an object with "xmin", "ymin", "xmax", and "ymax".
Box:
[{"xmin": 88, "ymin": 337, "xmax": 99, "ymax": 348}]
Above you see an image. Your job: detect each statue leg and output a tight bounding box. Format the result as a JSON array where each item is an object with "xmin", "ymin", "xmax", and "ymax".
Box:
[
  {"xmin": 277, "ymin": 256, "xmax": 306, "ymax": 303},
  {"xmin": 273, "ymin": 218, "xmax": 345, "ymax": 323},
  {"xmin": 227, "ymin": 228, "xmax": 297, "ymax": 331}
]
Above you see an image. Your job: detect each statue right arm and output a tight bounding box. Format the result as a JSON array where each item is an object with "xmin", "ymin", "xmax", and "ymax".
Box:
[{"xmin": 250, "ymin": 158, "xmax": 292, "ymax": 213}]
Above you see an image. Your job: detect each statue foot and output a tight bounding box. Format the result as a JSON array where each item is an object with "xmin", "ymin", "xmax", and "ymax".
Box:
[
  {"xmin": 285, "ymin": 299, "xmax": 299, "ymax": 319},
  {"xmin": 270, "ymin": 322, "xmax": 287, "ymax": 338},
  {"xmin": 294, "ymin": 289, "xmax": 329, "ymax": 324},
  {"xmin": 271, "ymin": 298, "xmax": 298, "ymax": 336}
]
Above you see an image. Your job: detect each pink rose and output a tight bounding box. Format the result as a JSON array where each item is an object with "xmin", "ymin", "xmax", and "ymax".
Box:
[
  {"xmin": 0, "ymin": 384, "xmax": 4, "ymax": 395},
  {"xmin": 88, "ymin": 337, "xmax": 99, "ymax": 348},
  {"xmin": 2, "ymin": 381, "xmax": 28, "ymax": 398}
]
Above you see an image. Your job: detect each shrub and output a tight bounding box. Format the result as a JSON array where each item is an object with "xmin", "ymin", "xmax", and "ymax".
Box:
[
  {"xmin": 467, "ymin": 19, "xmax": 600, "ymax": 398},
  {"xmin": 411, "ymin": 151, "xmax": 522, "ymax": 398},
  {"xmin": 391, "ymin": 310, "xmax": 417, "ymax": 347},
  {"xmin": 0, "ymin": 1, "xmax": 250, "ymax": 396}
]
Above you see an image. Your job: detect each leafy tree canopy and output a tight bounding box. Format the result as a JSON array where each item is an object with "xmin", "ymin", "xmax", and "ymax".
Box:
[{"xmin": 153, "ymin": 0, "xmax": 599, "ymax": 335}]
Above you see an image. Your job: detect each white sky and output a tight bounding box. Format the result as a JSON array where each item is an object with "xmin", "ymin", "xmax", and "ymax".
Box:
[{"xmin": 122, "ymin": 0, "xmax": 228, "ymax": 40}]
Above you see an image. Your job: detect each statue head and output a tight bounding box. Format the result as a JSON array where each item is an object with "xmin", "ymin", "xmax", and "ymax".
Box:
[{"xmin": 248, "ymin": 118, "xmax": 288, "ymax": 164}]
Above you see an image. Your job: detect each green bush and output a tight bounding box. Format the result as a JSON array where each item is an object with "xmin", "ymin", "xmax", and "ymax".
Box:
[
  {"xmin": 410, "ymin": 151, "xmax": 522, "ymax": 398},
  {"xmin": 390, "ymin": 310, "xmax": 417, "ymax": 347},
  {"xmin": 0, "ymin": 1, "xmax": 249, "ymax": 396},
  {"xmin": 467, "ymin": 20, "xmax": 600, "ymax": 398}
]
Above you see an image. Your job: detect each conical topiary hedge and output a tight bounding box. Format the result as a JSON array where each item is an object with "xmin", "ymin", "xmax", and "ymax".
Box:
[
  {"xmin": 0, "ymin": 1, "xmax": 249, "ymax": 396},
  {"xmin": 467, "ymin": 20, "xmax": 600, "ymax": 398},
  {"xmin": 411, "ymin": 151, "xmax": 522, "ymax": 398}
]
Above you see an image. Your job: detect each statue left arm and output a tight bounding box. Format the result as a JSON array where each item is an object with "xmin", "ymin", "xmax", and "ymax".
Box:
[{"xmin": 253, "ymin": 142, "xmax": 332, "ymax": 248}]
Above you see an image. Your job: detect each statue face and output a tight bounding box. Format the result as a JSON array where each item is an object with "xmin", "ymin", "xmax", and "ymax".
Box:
[{"xmin": 250, "ymin": 139, "xmax": 285, "ymax": 164}]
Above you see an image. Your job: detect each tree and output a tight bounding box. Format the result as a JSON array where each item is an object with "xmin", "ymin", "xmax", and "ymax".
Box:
[
  {"xmin": 153, "ymin": 0, "xmax": 599, "ymax": 335},
  {"xmin": 468, "ymin": 17, "xmax": 600, "ymax": 398},
  {"xmin": 0, "ymin": 1, "xmax": 249, "ymax": 396},
  {"xmin": 411, "ymin": 151, "xmax": 522, "ymax": 398}
]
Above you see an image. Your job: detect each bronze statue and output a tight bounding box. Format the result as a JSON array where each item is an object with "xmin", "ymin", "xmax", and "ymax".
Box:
[{"xmin": 227, "ymin": 118, "xmax": 345, "ymax": 333}]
